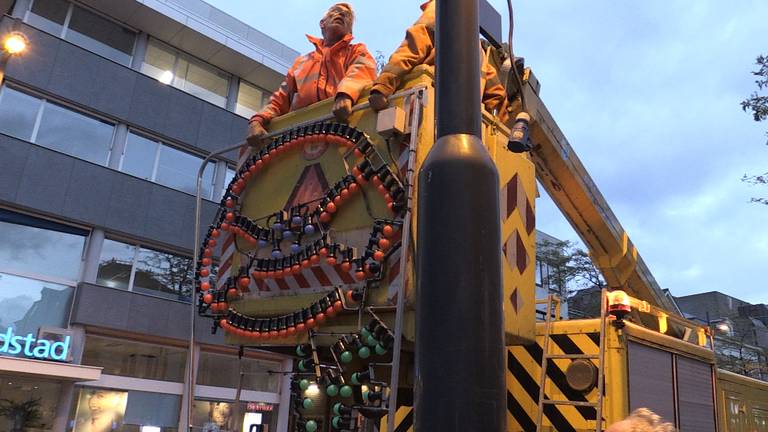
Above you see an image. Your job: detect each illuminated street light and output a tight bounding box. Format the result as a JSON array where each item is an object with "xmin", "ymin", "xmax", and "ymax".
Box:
[
  {"xmin": 3, "ymin": 31, "xmax": 28, "ymax": 55},
  {"xmin": 716, "ymin": 322, "xmax": 731, "ymax": 333},
  {"xmin": 0, "ymin": 29, "xmax": 29, "ymax": 87}
]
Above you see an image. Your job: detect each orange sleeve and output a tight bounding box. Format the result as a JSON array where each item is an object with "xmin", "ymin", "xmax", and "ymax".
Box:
[
  {"xmin": 336, "ymin": 44, "xmax": 377, "ymax": 103},
  {"xmin": 482, "ymin": 60, "xmax": 510, "ymax": 124},
  {"xmin": 250, "ymin": 57, "xmax": 301, "ymax": 126},
  {"xmin": 370, "ymin": 20, "xmax": 433, "ymax": 97}
]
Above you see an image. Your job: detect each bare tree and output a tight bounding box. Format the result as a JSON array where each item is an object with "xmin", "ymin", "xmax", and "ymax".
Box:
[
  {"xmin": 536, "ymin": 239, "xmax": 605, "ymax": 298},
  {"xmin": 715, "ymin": 333, "xmax": 768, "ymax": 381},
  {"xmin": 741, "ymin": 54, "xmax": 768, "ymax": 205}
]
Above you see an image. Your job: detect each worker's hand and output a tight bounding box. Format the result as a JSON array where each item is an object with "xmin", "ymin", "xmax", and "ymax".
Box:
[
  {"xmin": 246, "ymin": 121, "xmax": 268, "ymax": 148},
  {"xmin": 333, "ymin": 94, "xmax": 353, "ymax": 122},
  {"xmin": 369, "ymin": 91, "xmax": 389, "ymax": 112}
]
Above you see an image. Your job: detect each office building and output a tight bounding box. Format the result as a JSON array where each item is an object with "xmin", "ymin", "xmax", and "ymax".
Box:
[{"xmin": 0, "ymin": 0, "xmax": 299, "ymax": 430}]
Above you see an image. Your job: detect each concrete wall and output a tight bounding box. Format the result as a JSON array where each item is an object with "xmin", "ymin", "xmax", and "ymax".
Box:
[
  {"xmin": 0, "ymin": 135, "xmax": 218, "ymax": 251},
  {"xmin": 71, "ymin": 282, "xmax": 225, "ymax": 345}
]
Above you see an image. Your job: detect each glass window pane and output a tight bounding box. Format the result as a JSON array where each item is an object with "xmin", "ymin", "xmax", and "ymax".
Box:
[
  {"xmin": 96, "ymin": 239, "xmax": 136, "ymax": 291},
  {"xmin": 121, "ymin": 132, "xmax": 159, "ymax": 181},
  {"xmin": 123, "ymin": 390, "xmax": 181, "ymax": 429},
  {"xmin": 197, "ymin": 352, "xmax": 281, "ymax": 392},
  {"xmin": 142, "ymin": 40, "xmax": 177, "ymax": 84},
  {"xmin": 0, "ymin": 86, "xmax": 42, "ymax": 141},
  {"xmin": 36, "ymin": 102, "xmax": 114, "ymax": 165},
  {"xmin": 66, "ymin": 5, "xmax": 135, "ymax": 65},
  {"xmin": 192, "ymin": 399, "xmax": 277, "ymax": 432},
  {"xmin": 133, "ymin": 246, "xmax": 193, "ymax": 301},
  {"xmin": 235, "ymin": 81, "xmax": 265, "ymax": 118},
  {"xmin": 0, "ymin": 219, "xmax": 86, "ymax": 281},
  {"xmin": 175, "ymin": 57, "xmax": 229, "ymax": 107},
  {"xmin": 69, "ymin": 387, "xmax": 181, "ymax": 432},
  {"xmin": 220, "ymin": 167, "xmax": 235, "ymax": 199},
  {"xmin": 0, "ymin": 273, "xmax": 73, "ymax": 339},
  {"xmin": 27, "ymin": 0, "xmax": 68, "ymax": 35},
  {"xmin": 155, "ymin": 145, "xmax": 214, "ymax": 198},
  {"xmin": 81, "ymin": 335, "xmax": 187, "ymax": 382},
  {"xmin": 0, "ymin": 374, "xmax": 62, "ymax": 431}
]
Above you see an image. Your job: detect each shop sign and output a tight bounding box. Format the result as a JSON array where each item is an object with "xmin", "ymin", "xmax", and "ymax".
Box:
[
  {"xmin": 246, "ymin": 402, "xmax": 274, "ymax": 412},
  {"xmin": 0, "ymin": 327, "xmax": 71, "ymax": 362}
]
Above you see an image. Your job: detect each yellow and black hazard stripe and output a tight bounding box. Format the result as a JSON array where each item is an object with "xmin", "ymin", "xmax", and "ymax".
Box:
[
  {"xmin": 378, "ymin": 405, "xmax": 414, "ymax": 432},
  {"xmin": 506, "ymin": 332, "xmax": 604, "ymax": 432}
]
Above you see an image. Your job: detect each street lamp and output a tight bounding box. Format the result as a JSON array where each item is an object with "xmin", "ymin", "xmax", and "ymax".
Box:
[{"xmin": 0, "ymin": 30, "xmax": 29, "ymax": 86}]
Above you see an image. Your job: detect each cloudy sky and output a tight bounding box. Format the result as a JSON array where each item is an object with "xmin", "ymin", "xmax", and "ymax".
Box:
[{"xmin": 205, "ymin": 1, "xmax": 768, "ymax": 304}]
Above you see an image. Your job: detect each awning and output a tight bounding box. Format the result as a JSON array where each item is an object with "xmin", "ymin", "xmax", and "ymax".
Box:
[{"xmin": 0, "ymin": 356, "xmax": 102, "ymax": 381}]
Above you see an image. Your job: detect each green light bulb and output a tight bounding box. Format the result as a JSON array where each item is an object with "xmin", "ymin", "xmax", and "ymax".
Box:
[
  {"xmin": 333, "ymin": 402, "xmax": 342, "ymax": 416},
  {"xmin": 360, "ymin": 327, "xmax": 371, "ymax": 339},
  {"xmin": 340, "ymin": 385, "xmax": 353, "ymax": 398},
  {"xmin": 326, "ymin": 384, "xmax": 339, "ymax": 397},
  {"xmin": 305, "ymin": 420, "xmax": 317, "ymax": 432},
  {"xmin": 340, "ymin": 351, "xmax": 353, "ymax": 364},
  {"xmin": 362, "ymin": 389, "xmax": 370, "ymax": 403},
  {"xmin": 366, "ymin": 335, "xmax": 378, "ymax": 347},
  {"xmin": 302, "ymin": 397, "xmax": 313, "ymax": 410},
  {"xmin": 358, "ymin": 346, "xmax": 371, "ymax": 359},
  {"xmin": 375, "ymin": 343, "xmax": 388, "ymax": 355},
  {"xmin": 299, "ymin": 379, "xmax": 310, "ymax": 391},
  {"xmin": 332, "ymin": 416, "xmax": 343, "ymax": 428}
]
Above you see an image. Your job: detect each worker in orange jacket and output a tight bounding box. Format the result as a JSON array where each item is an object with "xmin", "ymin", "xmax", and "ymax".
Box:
[
  {"xmin": 369, "ymin": 0, "xmax": 510, "ymax": 124},
  {"xmin": 247, "ymin": 3, "xmax": 377, "ymax": 146}
]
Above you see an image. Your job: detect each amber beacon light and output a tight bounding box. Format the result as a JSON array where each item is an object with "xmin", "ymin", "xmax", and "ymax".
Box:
[{"xmin": 607, "ymin": 290, "xmax": 632, "ymax": 322}]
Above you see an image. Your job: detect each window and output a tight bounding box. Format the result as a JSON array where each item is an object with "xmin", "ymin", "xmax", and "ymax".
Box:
[
  {"xmin": 120, "ymin": 131, "xmax": 217, "ymax": 199},
  {"xmin": 26, "ymin": 0, "xmax": 136, "ymax": 65},
  {"xmin": 0, "ymin": 86, "xmax": 115, "ymax": 165},
  {"xmin": 0, "ymin": 273, "xmax": 73, "ymax": 341},
  {"xmin": 0, "ymin": 209, "xmax": 88, "ymax": 282},
  {"xmin": 236, "ymin": 81, "xmax": 269, "ymax": 118},
  {"xmin": 35, "ymin": 100, "xmax": 115, "ymax": 165},
  {"xmin": 0, "ymin": 375, "xmax": 62, "ymax": 431},
  {"xmin": 192, "ymin": 399, "xmax": 277, "ymax": 432},
  {"xmin": 96, "ymin": 238, "xmax": 195, "ymax": 301},
  {"xmin": 70, "ymin": 386, "xmax": 181, "ymax": 432},
  {"xmin": 142, "ymin": 39, "xmax": 230, "ymax": 107},
  {"xmin": 81, "ymin": 335, "xmax": 187, "ymax": 382},
  {"xmin": 26, "ymin": 0, "xmax": 68, "ymax": 35},
  {"xmin": 197, "ymin": 352, "xmax": 281, "ymax": 393}
]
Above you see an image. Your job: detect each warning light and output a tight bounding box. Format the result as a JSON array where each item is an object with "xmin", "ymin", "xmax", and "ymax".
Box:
[{"xmin": 607, "ymin": 290, "xmax": 631, "ymax": 322}]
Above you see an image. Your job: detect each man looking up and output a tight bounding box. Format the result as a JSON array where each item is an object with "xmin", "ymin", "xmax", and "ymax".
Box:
[{"xmin": 246, "ymin": 3, "xmax": 377, "ymax": 146}]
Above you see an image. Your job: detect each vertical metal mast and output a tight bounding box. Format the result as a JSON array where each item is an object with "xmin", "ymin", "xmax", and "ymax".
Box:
[{"xmin": 415, "ymin": 0, "xmax": 506, "ymax": 430}]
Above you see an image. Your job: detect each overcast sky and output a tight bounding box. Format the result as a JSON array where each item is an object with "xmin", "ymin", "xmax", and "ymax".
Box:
[{"xmin": 204, "ymin": 1, "xmax": 768, "ymax": 304}]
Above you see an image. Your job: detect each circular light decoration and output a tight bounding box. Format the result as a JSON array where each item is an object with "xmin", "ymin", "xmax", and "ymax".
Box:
[{"xmin": 196, "ymin": 121, "xmax": 407, "ymax": 340}]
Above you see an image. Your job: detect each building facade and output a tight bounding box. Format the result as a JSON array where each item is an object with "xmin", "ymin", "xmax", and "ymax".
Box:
[
  {"xmin": 675, "ymin": 291, "xmax": 768, "ymax": 381},
  {"xmin": 0, "ymin": 0, "xmax": 300, "ymax": 430}
]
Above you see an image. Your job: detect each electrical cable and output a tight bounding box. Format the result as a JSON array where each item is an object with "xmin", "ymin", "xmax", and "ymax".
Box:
[{"xmin": 506, "ymin": 0, "xmax": 528, "ymax": 113}]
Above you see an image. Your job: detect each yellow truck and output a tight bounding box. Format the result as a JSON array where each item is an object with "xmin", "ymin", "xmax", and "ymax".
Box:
[{"xmin": 190, "ymin": 12, "xmax": 767, "ymax": 428}]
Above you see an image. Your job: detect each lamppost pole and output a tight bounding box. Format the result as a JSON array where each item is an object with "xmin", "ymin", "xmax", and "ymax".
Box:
[{"xmin": 415, "ymin": 0, "xmax": 507, "ymax": 430}]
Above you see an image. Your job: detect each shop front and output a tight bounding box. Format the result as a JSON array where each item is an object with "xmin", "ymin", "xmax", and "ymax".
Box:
[{"xmin": 0, "ymin": 209, "xmax": 288, "ymax": 431}]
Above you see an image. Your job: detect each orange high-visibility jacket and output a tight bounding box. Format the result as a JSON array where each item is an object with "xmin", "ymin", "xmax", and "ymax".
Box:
[
  {"xmin": 251, "ymin": 33, "xmax": 377, "ymax": 126},
  {"xmin": 371, "ymin": 1, "xmax": 509, "ymax": 123}
]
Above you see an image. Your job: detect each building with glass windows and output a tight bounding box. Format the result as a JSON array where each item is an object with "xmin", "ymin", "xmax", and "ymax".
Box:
[{"xmin": 0, "ymin": 0, "xmax": 299, "ymax": 431}]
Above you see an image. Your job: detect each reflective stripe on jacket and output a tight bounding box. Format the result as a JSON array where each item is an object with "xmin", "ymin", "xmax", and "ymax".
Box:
[
  {"xmin": 371, "ymin": 1, "xmax": 509, "ymax": 123},
  {"xmin": 251, "ymin": 33, "xmax": 377, "ymax": 125}
]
